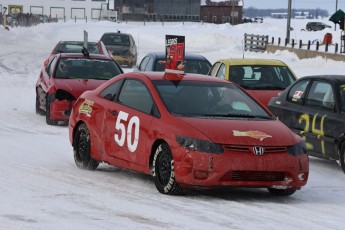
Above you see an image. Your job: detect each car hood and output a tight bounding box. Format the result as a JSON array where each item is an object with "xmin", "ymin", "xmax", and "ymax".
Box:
[
  {"xmin": 246, "ymin": 89, "xmax": 282, "ymax": 108},
  {"xmin": 54, "ymin": 79, "xmax": 107, "ymax": 98},
  {"xmin": 176, "ymin": 117, "xmax": 296, "ymax": 146}
]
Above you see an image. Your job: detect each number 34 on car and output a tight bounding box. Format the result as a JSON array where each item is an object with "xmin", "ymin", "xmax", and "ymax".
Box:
[{"xmin": 69, "ymin": 72, "xmax": 309, "ymax": 196}]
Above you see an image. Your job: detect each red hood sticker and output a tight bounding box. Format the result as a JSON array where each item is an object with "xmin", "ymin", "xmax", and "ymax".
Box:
[{"xmin": 233, "ymin": 130, "xmax": 272, "ymax": 141}]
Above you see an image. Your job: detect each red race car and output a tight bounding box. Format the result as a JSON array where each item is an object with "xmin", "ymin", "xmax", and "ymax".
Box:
[
  {"xmin": 69, "ymin": 72, "xmax": 309, "ymax": 195},
  {"xmin": 36, "ymin": 51, "xmax": 123, "ymax": 125},
  {"xmin": 43, "ymin": 40, "xmax": 111, "ymax": 67}
]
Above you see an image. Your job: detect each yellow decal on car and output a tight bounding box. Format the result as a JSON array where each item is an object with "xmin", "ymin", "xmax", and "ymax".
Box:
[
  {"xmin": 78, "ymin": 99, "xmax": 94, "ymax": 116},
  {"xmin": 233, "ymin": 130, "xmax": 272, "ymax": 141}
]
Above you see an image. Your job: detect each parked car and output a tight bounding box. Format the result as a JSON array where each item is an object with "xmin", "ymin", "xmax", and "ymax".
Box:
[
  {"xmin": 306, "ymin": 22, "xmax": 331, "ymax": 31},
  {"xmin": 254, "ymin": 17, "xmax": 263, "ymax": 23},
  {"xmin": 208, "ymin": 58, "xmax": 297, "ymax": 107},
  {"xmin": 242, "ymin": 17, "xmax": 253, "ymax": 23},
  {"xmin": 268, "ymin": 75, "xmax": 345, "ymax": 173},
  {"xmin": 69, "ymin": 71, "xmax": 309, "ymax": 196},
  {"xmin": 135, "ymin": 52, "xmax": 212, "ymax": 75},
  {"xmin": 100, "ymin": 32, "xmax": 137, "ymax": 68},
  {"xmin": 43, "ymin": 40, "xmax": 110, "ymax": 67},
  {"xmin": 36, "ymin": 51, "xmax": 123, "ymax": 125}
]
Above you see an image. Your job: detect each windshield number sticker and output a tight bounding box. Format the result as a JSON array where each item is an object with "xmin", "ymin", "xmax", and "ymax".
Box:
[{"xmin": 114, "ymin": 111, "xmax": 140, "ymax": 152}]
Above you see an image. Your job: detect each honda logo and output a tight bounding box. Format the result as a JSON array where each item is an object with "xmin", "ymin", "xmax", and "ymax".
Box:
[{"xmin": 253, "ymin": 146, "xmax": 265, "ymax": 156}]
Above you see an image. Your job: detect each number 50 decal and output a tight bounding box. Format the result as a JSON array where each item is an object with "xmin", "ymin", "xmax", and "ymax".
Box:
[{"xmin": 114, "ymin": 111, "xmax": 140, "ymax": 152}]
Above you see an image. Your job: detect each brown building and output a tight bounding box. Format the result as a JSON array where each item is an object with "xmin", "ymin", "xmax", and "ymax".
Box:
[{"xmin": 200, "ymin": 1, "xmax": 243, "ymax": 24}]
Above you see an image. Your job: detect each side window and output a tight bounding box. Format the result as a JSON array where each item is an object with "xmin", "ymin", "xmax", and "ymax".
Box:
[
  {"xmin": 48, "ymin": 57, "xmax": 58, "ymax": 78},
  {"xmin": 305, "ymin": 81, "xmax": 335, "ymax": 111},
  {"xmin": 216, "ymin": 64, "xmax": 226, "ymax": 79},
  {"xmin": 209, "ymin": 62, "xmax": 221, "ymax": 76},
  {"xmin": 118, "ymin": 79, "xmax": 155, "ymax": 114},
  {"xmin": 139, "ymin": 56, "xmax": 150, "ymax": 71},
  {"xmin": 99, "ymin": 79, "xmax": 124, "ymax": 101},
  {"xmin": 287, "ymin": 80, "xmax": 309, "ymax": 105}
]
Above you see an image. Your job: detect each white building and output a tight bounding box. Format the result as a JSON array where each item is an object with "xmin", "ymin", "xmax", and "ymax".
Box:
[{"xmin": 0, "ymin": 0, "xmax": 116, "ymax": 21}]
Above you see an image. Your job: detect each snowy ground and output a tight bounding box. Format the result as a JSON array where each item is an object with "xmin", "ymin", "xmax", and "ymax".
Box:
[{"xmin": 0, "ymin": 18, "xmax": 345, "ymax": 230}]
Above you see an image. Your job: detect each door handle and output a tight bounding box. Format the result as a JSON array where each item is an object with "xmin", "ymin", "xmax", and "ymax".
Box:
[{"xmin": 108, "ymin": 110, "xmax": 118, "ymax": 116}]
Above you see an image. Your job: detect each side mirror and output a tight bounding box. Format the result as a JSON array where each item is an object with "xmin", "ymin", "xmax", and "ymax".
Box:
[{"xmin": 43, "ymin": 58, "xmax": 49, "ymax": 67}]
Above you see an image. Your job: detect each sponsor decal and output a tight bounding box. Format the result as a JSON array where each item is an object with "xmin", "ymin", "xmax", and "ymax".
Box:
[
  {"xmin": 292, "ymin": 90, "xmax": 303, "ymax": 101},
  {"xmin": 78, "ymin": 99, "xmax": 94, "ymax": 116},
  {"xmin": 165, "ymin": 35, "xmax": 185, "ymax": 74},
  {"xmin": 233, "ymin": 130, "xmax": 272, "ymax": 141}
]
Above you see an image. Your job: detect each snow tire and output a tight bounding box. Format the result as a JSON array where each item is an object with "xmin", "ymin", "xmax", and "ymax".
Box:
[
  {"xmin": 73, "ymin": 123, "xmax": 99, "ymax": 170},
  {"xmin": 152, "ymin": 143, "xmax": 182, "ymax": 195}
]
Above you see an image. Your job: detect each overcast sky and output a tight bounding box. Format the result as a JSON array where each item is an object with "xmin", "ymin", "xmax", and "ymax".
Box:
[{"xmin": 245, "ymin": 0, "xmax": 342, "ymax": 13}]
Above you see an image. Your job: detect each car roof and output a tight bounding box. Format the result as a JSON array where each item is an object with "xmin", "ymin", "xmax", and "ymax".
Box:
[
  {"xmin": 59, "ymin": 53, "xmax": 113, "ymax": 60},
  {"xmin": 299, "ymin": 75, "xmax": 345, "ymax": 83},
  {"xmin": 146, "ymin": 52, "xmax": 209, "ymax": 61},
  {"xmin": 130, "ymin": 71, "xmax": 231, "ymax": 83},
  {"xmin": 215, "ymin": 58, "xmax": 287, "ymax": 66},
  {"xmin": 101, "ymin": 32, "xmax": 132, "ymax": 37},
  {"xmin": 58, "ymin": 41, "xmax": 98, "ymax": 45}
]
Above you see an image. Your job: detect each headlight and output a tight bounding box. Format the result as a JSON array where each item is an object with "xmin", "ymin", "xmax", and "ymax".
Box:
[
  {"xmin": 287, "ymin": 141, "xmax": 307, "ymax": 156},
  {"xmin": 176, "ymin": 136, "xmax": 223, "ymax": 154}
]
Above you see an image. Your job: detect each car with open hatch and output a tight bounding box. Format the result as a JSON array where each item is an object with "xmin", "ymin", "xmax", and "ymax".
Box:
[
  {"xmin": 268, "ymin": 75, "xmax": 345, "ymax": 173},
  {"xmin": 36, "ymin": 50, "xmax": 123, "ymax": 125},
  {"xmin": 68, "ymin": 71, "xmax": 309, "ymax": 195},
  {"xmin": 100, "ymin": 31, "xmax": 137, "ymax": 68},
  {"xmin": 134, "ymin": 52, "xmax": 212, "ymax": 75},
  {"xmin": 208, "ymin": 58, "xmax": 297, "ymax": 107}
]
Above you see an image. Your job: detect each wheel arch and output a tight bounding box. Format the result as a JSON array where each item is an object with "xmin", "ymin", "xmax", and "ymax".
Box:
[{"xmin": 149, "ymin": 139, "xmax": 168, "ymax": 174}]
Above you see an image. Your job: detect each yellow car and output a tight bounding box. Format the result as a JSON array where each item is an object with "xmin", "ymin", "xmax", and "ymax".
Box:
[
  {"xmin": 100, "ymin": 32, "xmax": 137, "ymax": 68},
  {"xmin": 208, "ymin": 58, "xmax": 297, "ymax": 107}
]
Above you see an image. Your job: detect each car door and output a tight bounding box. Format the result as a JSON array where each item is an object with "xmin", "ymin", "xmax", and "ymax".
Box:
[
  {"xmin": 302, "ymin": 80, "xmax": 339, "ymax": 159},
  {"xmin": 38, "ymin": 56, "xmax": 58, "ymax": 107},
  {"xmin": 100, "ymin": 78, "xmax": 155, "ymax": 167}
]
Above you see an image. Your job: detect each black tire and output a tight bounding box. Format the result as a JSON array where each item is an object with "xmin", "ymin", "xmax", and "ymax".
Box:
[
  {"xmin": 267, "ymin": 187, "xmax": 296, "ymax": 196},
  {"xmin": 45, "ymin": 96, "xmax": 58, "ymax": 125},
  {"xmin": 35, "ymin": 93, "xmax": 45, "ymax": 115},
  {"xmin": 73, "ymin": 123, "xmax": 99, "ymax": 170},
  {"xmin": 152, "ymin": 143, "xmax": 182, "ymax": 195},
  {"xmin": 339, "ymin": 144, "xmax": 345, "ymax": 174}
]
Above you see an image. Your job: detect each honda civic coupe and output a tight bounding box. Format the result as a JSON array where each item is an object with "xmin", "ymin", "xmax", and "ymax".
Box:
[
  {"xmin": 36, "ymin": 51, "xmax": 123, "ymax": 125},
  {"xmin": 69, "ymin": 71, "xmax": 309, "ymax": 195},
  {"xmin": 268, "ymin": 75, "xmax": 345, "ymax": 174},
  {"xmin": 208, "ymin": 58, "xmax": 297, "ymax": 108}
]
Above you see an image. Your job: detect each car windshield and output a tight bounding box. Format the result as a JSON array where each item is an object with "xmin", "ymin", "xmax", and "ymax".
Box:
[
  {"xmin": 55, "ymin": 58, "xmax": 122, "ymax": 80},
  {"xmin": 101, "ymin": 34, "xmax": 130, "ymax": 46},
  {"xmin": 153, "ymin": 80, "xmax": 272, "ymax": 119},
  {"xmin": 229, "ymin": 65, "xmax": 296, "ymax": 90},
  {"xmin": 155, "ymin": 59, "xmax": 211, "ymax": 74},
  {"xmin": 53, "ymin": 42, "xmax": 100, "ymax": 54}
]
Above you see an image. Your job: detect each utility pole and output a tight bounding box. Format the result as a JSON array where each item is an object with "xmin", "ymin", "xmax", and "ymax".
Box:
[
  {"xmin": 286, "ymin": 0, "xmax": 292, "ymax": 43},
  {"xmin": 335, "ymin": 0, "xmax": 338, "ymax": 31}
]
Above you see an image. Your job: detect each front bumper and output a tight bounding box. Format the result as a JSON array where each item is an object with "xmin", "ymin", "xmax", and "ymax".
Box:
[
  {"xmin": 50, "ymin": 99, "xmax": 75, "ymax": 121},
  {"xmin": 173, "ymin": 148, "xmax": 309, "ymax": 189},
  {"xmin": 112, "ymin": 55, "xmax": 136, "ymax": 68}
]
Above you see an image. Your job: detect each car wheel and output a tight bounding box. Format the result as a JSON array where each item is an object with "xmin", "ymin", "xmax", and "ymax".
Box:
[
  {"xmin": 45, "ymin": 97, "xmax": 58, "ymax": 125},
  {"xmin": 307, "ymin": 28, "xmax": 312, "ymax": 31},
  {"xmin": 339, "ymin": 144, "xmax": 345, "ymax": 173},
  {"xmin": 35, "ymin": 93, "xmax": 45, "ymax": 115},
  {"xmin": 267, "ymin": 187, "xmax": 296, "ymax": 196},
  {"xmin": 73, "ymin": 123, "xmax": 99, "ymax": 170},
  {"xmin": 152, "ymin": 143, "xmax": 182, "ymax": 195}
]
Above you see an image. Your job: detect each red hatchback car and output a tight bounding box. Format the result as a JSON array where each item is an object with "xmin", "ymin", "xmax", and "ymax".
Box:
[
  {"xmin": 69, "ymin": 72, "xmax": 309, "ymax": 195},
  {"xmin": 36, "ymin": 52, "xmax": 123, "ymax": 125}
]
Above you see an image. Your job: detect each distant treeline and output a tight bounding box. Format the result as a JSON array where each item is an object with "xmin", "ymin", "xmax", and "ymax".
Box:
[{"xmin": 244, "ymin": 8, "xmax": 330, "ymax": 18}]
